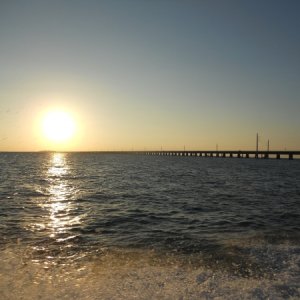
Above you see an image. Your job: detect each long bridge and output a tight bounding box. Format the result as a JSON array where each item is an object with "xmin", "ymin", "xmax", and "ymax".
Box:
[{"xmin": 142, "ymin": 150, "xmax": 300, "ymax": 160}]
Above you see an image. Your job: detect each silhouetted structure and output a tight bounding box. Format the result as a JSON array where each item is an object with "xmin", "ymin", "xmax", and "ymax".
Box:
[{"xmin": 142, "ymin": 150, "xmax": 300, "ymax": 160}]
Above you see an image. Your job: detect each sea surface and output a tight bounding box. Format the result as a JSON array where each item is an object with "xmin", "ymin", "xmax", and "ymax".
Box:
[{"xmin": 0, "ymin": 152, "xmax": 299, "ymax": 299}]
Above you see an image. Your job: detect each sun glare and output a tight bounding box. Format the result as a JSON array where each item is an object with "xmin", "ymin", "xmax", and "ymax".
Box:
[{"xmin": 42, "ymin": 111, "xmax": 75, "ymax": 143}]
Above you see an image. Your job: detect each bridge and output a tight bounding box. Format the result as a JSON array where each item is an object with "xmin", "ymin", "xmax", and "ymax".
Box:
[{"xmin": 142, "ymin": 150, "xmax": 300, "ymax": 160}]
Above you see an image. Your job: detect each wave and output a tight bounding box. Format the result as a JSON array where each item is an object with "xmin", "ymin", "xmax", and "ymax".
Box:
[{"xmin": 0, "ymin": 243, "xmax": 299, "ymax": 300}]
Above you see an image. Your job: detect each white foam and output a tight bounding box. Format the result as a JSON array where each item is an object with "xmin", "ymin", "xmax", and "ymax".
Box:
[{"xmin": 1, "ymin": 245, "xmax": 299, "ymax": 299}]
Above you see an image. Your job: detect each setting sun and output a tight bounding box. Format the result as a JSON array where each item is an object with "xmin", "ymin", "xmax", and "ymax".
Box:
[{"xmin": 42, "ymin": 111, "xmax": 75, "ymax": 143}]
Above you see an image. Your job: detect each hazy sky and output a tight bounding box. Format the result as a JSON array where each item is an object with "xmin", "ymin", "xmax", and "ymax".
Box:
[{"xmin": 0, "ymin": 0, "xmax": 299, "ymax": 151}]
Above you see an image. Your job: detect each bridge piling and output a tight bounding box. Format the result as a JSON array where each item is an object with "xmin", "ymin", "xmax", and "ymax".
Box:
[{"xmin": 143, "ymin": 150, "xmax": 299, "ymax": 159}]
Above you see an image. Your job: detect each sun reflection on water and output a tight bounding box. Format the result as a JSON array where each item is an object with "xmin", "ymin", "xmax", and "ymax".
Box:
[
  {"xmin": 45, "ymin": 153, "xmax": 81, "ymax": 238},
  {"xmin": 21, "ymin": 152, "xmax": 86, "ymax": 266}
]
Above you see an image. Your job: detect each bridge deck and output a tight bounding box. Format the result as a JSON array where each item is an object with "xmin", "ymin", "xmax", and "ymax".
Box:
[{"xmin": 142, "ymin": 150, "xmax": 300, "ymax": 159}]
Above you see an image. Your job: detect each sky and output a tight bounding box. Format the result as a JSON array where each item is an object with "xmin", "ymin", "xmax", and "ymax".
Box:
[{"xmin": 0, "ymin": 0, "xmax": 299, "ymax": 151}]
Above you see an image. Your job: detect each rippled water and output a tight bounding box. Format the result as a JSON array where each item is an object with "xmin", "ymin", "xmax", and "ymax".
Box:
[{"xmin": 0, "ymin": 152, "xmax": 299, "ymax": 299}]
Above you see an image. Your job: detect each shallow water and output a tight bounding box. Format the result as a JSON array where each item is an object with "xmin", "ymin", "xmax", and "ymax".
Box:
[{"xmin": 0, "ymin": 152, "xmax": 299, "ymax": 299}]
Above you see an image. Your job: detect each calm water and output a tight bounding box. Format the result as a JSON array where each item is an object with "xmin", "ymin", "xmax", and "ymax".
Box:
[{"xmin": 0, "ymin": 152, "xmax": 299, "ymax": 299}]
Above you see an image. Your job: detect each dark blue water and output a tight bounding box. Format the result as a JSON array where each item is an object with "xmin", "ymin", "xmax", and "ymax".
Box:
[{"xmin": 0, "ymin": 152, "xmax": 299, "ymax": 299}]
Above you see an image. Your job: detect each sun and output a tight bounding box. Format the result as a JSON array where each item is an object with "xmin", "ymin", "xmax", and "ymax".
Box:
[{"xmin": 42, "ymin": 110, "xmax": 75, "ymax": 143}]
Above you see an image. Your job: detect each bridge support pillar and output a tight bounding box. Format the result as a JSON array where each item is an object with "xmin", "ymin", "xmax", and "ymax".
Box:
[
  {"xmin": 276, "ymin": 154, "xmax": 280, "ymax": 159},
  {"xmin": 289, "ymin": 153, "xmax": 293, "ymax": 160}
]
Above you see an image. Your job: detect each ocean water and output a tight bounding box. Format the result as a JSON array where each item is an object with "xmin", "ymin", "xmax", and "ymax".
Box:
[{"xmin": 0, "ymin": 152, "xmax": 299, "ymax": 299}]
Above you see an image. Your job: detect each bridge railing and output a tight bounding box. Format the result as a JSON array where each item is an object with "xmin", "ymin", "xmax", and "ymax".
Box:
[{"xmin": 141, "ymin": 150, "xmax": 300, "ymax": 160}]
